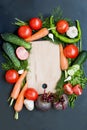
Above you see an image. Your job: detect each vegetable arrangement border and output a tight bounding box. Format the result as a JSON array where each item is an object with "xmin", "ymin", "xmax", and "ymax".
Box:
[{"xmin": 1, "ymin": 7, "xmax": 87, "ymax": 120}]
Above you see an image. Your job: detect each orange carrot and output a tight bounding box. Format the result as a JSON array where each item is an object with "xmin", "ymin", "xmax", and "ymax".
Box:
[
  {"xmin": 25, "ymin": 28, "xmax": 49, "ymax": 42},
  {"xmin": 9, "ymin": 70, "xmax": 27, "ymax": 106},
  {"xmin": 59, "ymin": 44, "xmax": 69, "ymax": 70},
  {"xmin": 14, "ymin": 82, "xmax": 28, "ymax": 120}
]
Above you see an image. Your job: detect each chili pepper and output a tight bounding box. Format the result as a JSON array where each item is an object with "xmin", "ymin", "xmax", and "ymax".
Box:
[{"xmin": 50, "ymin": 16, "xmax": 81, "ymax": 43}]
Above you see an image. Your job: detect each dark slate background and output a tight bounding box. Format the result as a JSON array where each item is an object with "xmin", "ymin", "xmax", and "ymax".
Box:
[{"xmin": 0, "ymin": 0, "xmax": 87, "ymax": 130}]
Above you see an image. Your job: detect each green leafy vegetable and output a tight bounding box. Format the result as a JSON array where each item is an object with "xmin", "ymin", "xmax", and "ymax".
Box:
[
  {"xmin": 69, "ymin": 69, "xmax": 87, "ymax": 89},
  {"xmin": 68, "ymin": 94, "xmax": 77, "ymax": 108}
]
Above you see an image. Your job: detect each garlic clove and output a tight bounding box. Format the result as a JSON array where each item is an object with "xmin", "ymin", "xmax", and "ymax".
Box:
[
  {"xmin": 48, "ymin": 33, "xmax": 54, "ymax": 41},
  {"xmin": 24, "ymin": 99, "xmax": 34, "ymax": 111},
  {"xmin": 18, "ymin": 69, "xmax": 24, "ymax": 74}
]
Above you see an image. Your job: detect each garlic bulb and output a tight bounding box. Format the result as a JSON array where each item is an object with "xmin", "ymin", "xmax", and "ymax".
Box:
[
  {"xmin": 66, "ymin": 26, "xmax": 78, "ymax": 38},
  {"xmin": 24, "ymin": 99, "xmax": 34, "ymax": 111}
]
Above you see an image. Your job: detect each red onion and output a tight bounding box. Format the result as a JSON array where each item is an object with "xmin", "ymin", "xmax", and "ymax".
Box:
[
  {"xmin": 35, "ymin": 95, "xmax": 52, "ymax": 111},
  {"xmin": 53, "ymin": 94, "xmax": 68, "ymax": 110}
]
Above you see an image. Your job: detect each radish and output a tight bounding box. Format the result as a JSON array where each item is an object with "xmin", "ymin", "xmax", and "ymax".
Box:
[{"xmin": 16, "ymin": 46, "xmax": 29, "ymax": 60}]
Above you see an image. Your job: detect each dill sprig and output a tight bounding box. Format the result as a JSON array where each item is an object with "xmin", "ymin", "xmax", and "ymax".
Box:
[{"xmin": 52, "ymin": 6, "xmax": 63, "ymax": 22}]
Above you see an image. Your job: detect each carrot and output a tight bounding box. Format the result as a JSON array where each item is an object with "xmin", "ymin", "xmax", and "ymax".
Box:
[
  {"xmin": 25, "ymin": 28, "xmax": 49, "ymax": 42},
  {"xmin": 14, "ymin": 82, "xmax": 28, "ymax": 120},
  {"xmin": 59, "ymin": 44, "xmax": 69, "ymax": 70},
  {"xmin": 9, "ymin": 70, "xmax": 27, "ymax": 106}
]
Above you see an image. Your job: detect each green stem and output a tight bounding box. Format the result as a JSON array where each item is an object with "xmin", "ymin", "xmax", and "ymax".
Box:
[
  {"xmin": 14, "ymin": 111, "xmax": 19, "ymax": 120},
  {"xmin": 79, "ymin": 37, "xmax": 82, "ymax": 52},
  {"xmin": 48, "ymin": 26, "xmax": 56, "ymax": 31},
  {"xmin": 8, "ymin": 97, "xmax": 11, "ymax": 102},
  {"xmin": 64, "ymin": 70, "xmax": 67, "ymax": 79},
  {"xmin": 13, "ymin": 18, "xmax": 28, "ymax": 26},
  {"xmin": 9, "ymin": 98, "xmax": 14, "ymax": 106}
]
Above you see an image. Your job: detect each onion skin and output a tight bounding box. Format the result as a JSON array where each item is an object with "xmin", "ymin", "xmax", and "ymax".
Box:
[
  {"xmin": 35, "ymin": 95, "xmax": 52, "ymax": 111},
  {"xmin": 53, "ymin": 94, "xmax": 69, "ymax": 110}
]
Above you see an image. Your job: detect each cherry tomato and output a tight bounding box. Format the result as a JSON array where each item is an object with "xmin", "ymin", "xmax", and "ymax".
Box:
[
  {"xmin": 73, "ymin": 84, "xmax": 82, "ymax": 95},
  {"xmin": 56, "ymin": 20, "xmax": 69, "ymax": 34},
  {"xmin": 63, "ymin": 44, "xmax": 79, "ymax": 58},
  {"xmin": 5, "ymin": 69, "xmax": 19, "ymax": 84},
  {"xmin": 29, "ymin": 17, "xmax": 42, "ymax": 30},
  {"xmin": 24, "ymin": 88, "xmax": 38, "ymax": 101},
  {"xmin": 63, "ymin": 83, "xmax": 73, "ymax": 95},
  {"xmin": 18, "ymin": 25, "xmax": 32, "ymax": 39}
]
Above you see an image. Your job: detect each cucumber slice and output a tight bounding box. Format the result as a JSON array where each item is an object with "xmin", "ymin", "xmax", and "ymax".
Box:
[{"xmin": 67, "ymin": 64, "xmax": 80, "ymax": 76}]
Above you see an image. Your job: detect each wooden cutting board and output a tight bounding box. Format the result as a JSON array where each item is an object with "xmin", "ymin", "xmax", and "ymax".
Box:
[{"xmin": 26, "ymin": 41, "xmax": 61, "ymax": 94}]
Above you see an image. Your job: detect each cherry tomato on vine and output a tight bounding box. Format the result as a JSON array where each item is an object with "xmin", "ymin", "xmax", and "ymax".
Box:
[
  {"xmin": 63, "ymin": 44, "xmax": 79, "ymax": 58},
  {"xmin": 24, "ymin": 88, "xmax": 38, "ymax": 101},
  {"xmin": 5, "ymin": 69, "xmax": 19, "ymax": 84},
  {"xmin": 56, "ymin": 20, "xmax": 69, "ymax": 34},
  {"xmin": 73, "ymin": 84, "xmax": 82, "ymax": 95},
  {"xmin": 63, "ymin": 83, "xmax": 73, "ymax": 95},
  {"xmin": 18, "ymin": 25, "xmax": 32, "ymax": 39},
  {"xmin": 29, "ymin": 17, "xmax": 42, "ymax": 30}
]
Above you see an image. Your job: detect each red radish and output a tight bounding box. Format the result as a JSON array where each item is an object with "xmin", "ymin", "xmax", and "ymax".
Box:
[
  {"xmin": 16, "ymin": 46, "xmax": 29, "ymax": 60},
  {"xmin": 63, "ymin": 83, "xmax": 73, "ymax": 95},
  {"xmin": 73, "ymin": 84, "xmax": 82, "ymax": 95}
]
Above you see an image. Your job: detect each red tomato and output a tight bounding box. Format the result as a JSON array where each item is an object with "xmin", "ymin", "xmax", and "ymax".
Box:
[
  {"xmin": 56, "ymin": 20, "xmax": 69, "ymax": 34},
  {"xmin": 24, "ymin": 88, "xmax": 38, "ymax": 101},
  {"xmin": 29, "ymin": 17, "xmax": 42, "ymax": 30},
  {"xmin": 63, "ymin": 44, "xmax": 79, "ymax": 58},
  {"xmin": 18, "ymin": 25, "xmax": 32, "ymax": 39},
  {"xmin": 73, "ymin": 84, "xmax": 82, "ymax": 95},
  {"xmin": 63, "ymin": 83, "xmax": 73, "ymax": 95},
  {"xmin": 5, "ymin": 69, "xmax": 19, "ymax": 84}
]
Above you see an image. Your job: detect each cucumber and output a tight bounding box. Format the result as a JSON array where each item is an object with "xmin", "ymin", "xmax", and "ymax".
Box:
[
  {"xmin": 1, "ymin": 33, "xmax": 31, "ymax": 49},
  {"xmin": 2, "ymin": 42, "xmax": 20, "ymax": 68},
  {"xmin": 72, "ymin": 51, "xmax": 87, "ymax": 65}
]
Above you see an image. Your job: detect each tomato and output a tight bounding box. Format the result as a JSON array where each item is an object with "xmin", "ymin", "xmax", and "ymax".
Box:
[
  {"xmin": 29, "ymin": 17, "xmax": 42, "ymax": 30},
  {"xmin": 18, "ymin": 25, "xmax": 32, "ymax": 39},
  {"xmin": 5, "ymin": 69, "xmax": 19, "ymax": 84},
  {"xmin": 63, "ymin": 44, "xmax": 79, "ymax": 58},
  {"xmin": 73, "ymin": 84, "xmax": 82, "ymax": 95},
  {"xmin": 24, "ymin": 88, "xmax": 38, "ymax": 101},
  {"xmin": 56, "ymin": 20, "xmax": 69, "ymax": 34},
  {"xmin": 63, "ymin": 83, "xmax": 73, "ymax": 95}
]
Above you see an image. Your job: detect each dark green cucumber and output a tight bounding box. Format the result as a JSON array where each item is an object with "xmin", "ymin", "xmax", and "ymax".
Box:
[
  {"xmin": 72, "ymin": 51, "xmax": 87, "ymax": 65},
  {"xmin": 2, "ymin": 42, "xmax": 20, "ymax": 68},
  {"xmin": 1, "ymin": 33, "xmax": 31, "ymax": 49}
]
